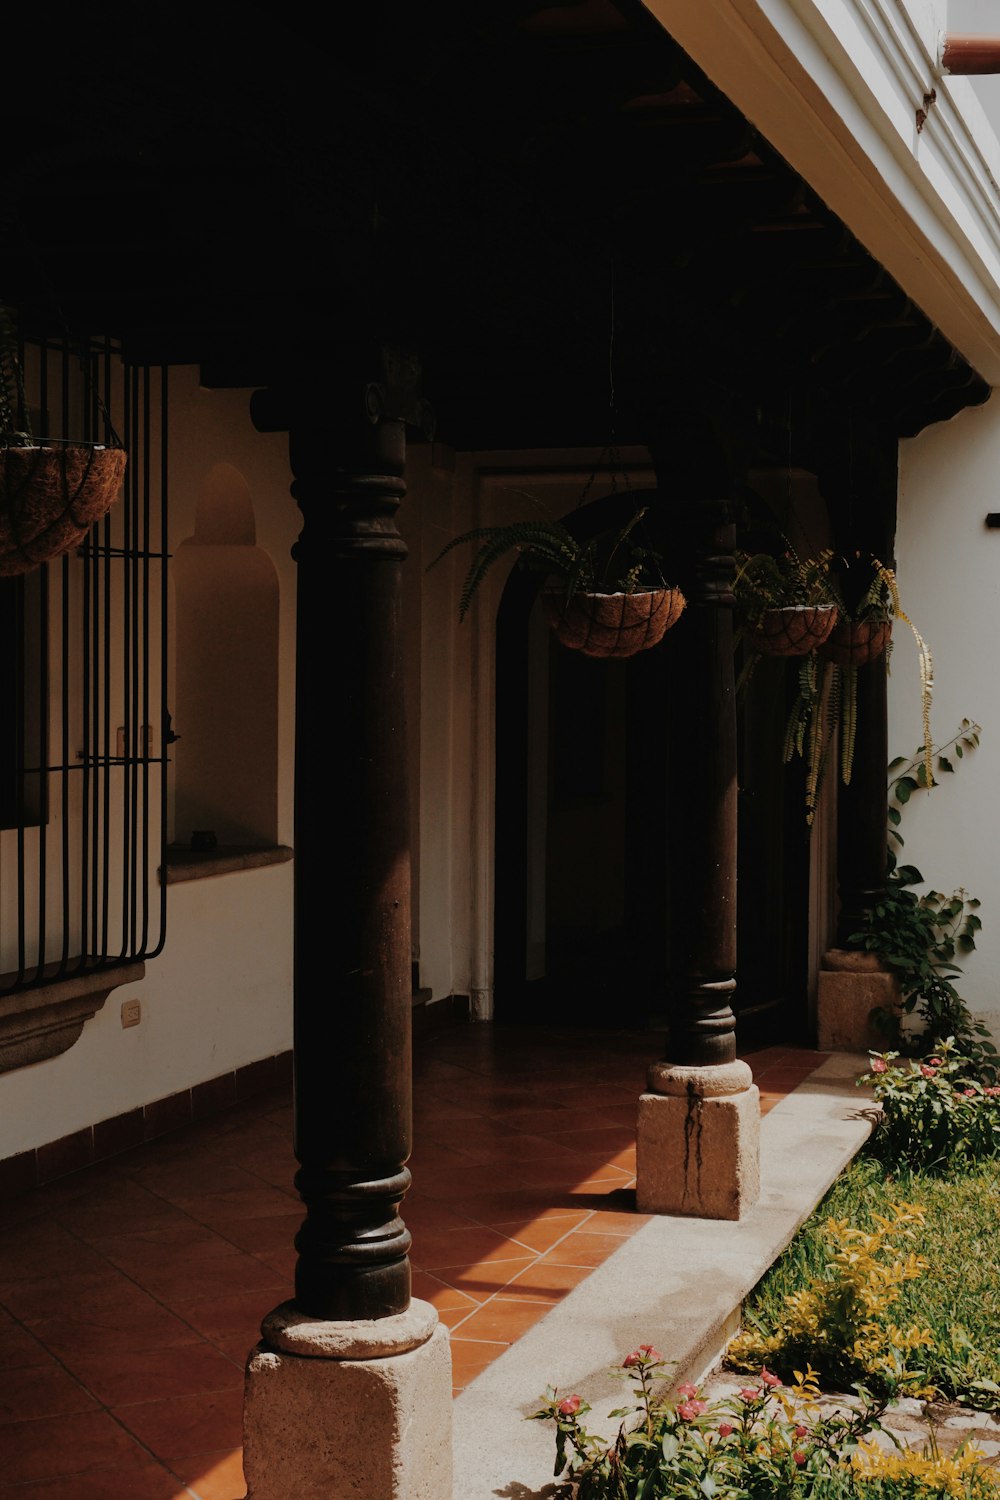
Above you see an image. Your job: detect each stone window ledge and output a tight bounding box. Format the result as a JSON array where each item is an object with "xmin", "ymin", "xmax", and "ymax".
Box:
[
  {"xmin": 0, "ymin": 961, "xmax": 145, "ymax": 1074},
  {"xmin": 161, "ymin": 844, "xmax": 294, "ymax": 885}
]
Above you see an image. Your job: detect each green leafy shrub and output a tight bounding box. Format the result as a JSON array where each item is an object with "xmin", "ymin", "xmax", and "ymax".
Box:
[
  {"xmin": 738, "ymin": 1155, "xmax": 1000, "ymax": 1411},
  {"xmin": 849, "ymin": 722, "xmax": 998, "ymax": 1082},
  {"xmin": 861, "ymin": 1044, "xmax": 1000, "ymax": 1173},
  {"xmin": 727, "ymin": 1204, "xmax": 934, "ymax": 1400},
  {"xmin": 530, "ymin": 1350, "xmax": 996, "ymax": 1498}
]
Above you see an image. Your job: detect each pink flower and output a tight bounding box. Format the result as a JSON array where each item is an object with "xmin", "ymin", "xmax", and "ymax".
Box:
[
  {"xmin": 920, "ymin": 1064, "xmax": 937, "ymax": 1078},
  {"xmin": 794, "ymin": 1425, "xmax": 808, "ymax": 1439},
  {"xmin": 761, "ymin": 1367, "xmax": 782, "ymax": 1388},
  {"xmin": 623, "ymin": 1352, "xmax": 642, "ymax": 1368},
  {"xmin": 986, "ymin": 1087, "xmax": 1000, "ymax": 1097},
  {"xmin": 963, "ymin": 1088, "xmax": 977, "ymax": 1098},
  {"xmin": 558, "ymin": 1395, "xmax": 582, "ymax": 1416},
  {"xmin": 676, "ymin": 1382, "xmax": 698, "ymax": 1398},
  {"xmin": 927, "ymin": 1057, "xmax": 942, "ymax": 1067},
  {"xmin": 793, "ymin": 1450, "xmax": 807, "ymax": 1466},
  {"xmin": 718, "ymin": 1422, "xmax": 734, "ymax": 1438},
  {"xmin": 678, "ymin": 1399, "xmax": 706, "ymax": 1420},
  {"xmin": 739, "ymin": 1387, "xmax": 761, "ymax": 1401},
  {"xmin": 870, "ymin": 1058, "xmax": 888, "ymax": 1074},
  {"xmin": 639, "ymin": 1345, "xmax": 662, "ymax": 1361}
]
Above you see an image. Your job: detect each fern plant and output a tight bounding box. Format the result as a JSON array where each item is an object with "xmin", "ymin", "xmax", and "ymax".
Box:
[
  {"xmin": 780, "ymin": 557, "xmax": 933, "ymax": 825},
  {"xmin": 430, "ymin": 501, "xmax": 663, "ymax": 621},
  {"xmin": 733, "ymin": 546, "xmax": 836, "ymax": 625}
]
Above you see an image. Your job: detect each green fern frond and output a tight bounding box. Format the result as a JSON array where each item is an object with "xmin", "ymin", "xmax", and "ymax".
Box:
[
  {"xmin": 429, "ymin": 505, "xmax": 662, "ymax": 621},
  {"xmin": 840, "ymin": 663, "xmax": 858, "ymax": 784},
  {"xmin": 451, "ymin": 526, "xmax": 582, "ymax": 620}
]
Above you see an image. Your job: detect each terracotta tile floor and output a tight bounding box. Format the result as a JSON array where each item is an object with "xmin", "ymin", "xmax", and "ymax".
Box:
[{"xmin": 0, "ymin": 1025, "xmax": 827, "ymax": 1498}]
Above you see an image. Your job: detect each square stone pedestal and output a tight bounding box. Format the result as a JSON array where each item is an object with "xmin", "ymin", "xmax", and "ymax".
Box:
[
  {"xmin": 244, "ymin": 1299, "xmax": 453, "ymax": 1500},
  {"xmin": 817, "ymin": 949, "xmax": 901, "ymax": 1053},
  {"xmin": 636, "ymin": 1060, "xmax": 760, "ymax": 1220}
]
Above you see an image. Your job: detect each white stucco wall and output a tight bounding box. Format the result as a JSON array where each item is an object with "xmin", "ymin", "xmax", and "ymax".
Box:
[
  {"xmin": 0, "ymin": 370, "xmax": 297, "ymax": 1158},
  {"xmin": 410, "ymin": 449, "xmax": 655, "ymax": 1018},
  {"xmin": 891, "ymin": 391, "xmax": 1000, "ymax": 1043}
]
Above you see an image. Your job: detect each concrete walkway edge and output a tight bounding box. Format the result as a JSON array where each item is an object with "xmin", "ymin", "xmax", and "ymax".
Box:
[{"xmin": 452, "ymin": 1052, "xmax": 875, "ymax": 1499}]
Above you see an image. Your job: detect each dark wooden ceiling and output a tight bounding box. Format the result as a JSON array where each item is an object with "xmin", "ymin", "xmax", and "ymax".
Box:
[{"xmin": 2, "ymin": 3, "xmax": 989, "ymax": 453}]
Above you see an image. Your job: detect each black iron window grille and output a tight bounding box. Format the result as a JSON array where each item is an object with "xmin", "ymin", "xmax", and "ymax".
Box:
[{"xmin": 0, "ymin": 331, "xmax": 169, "ymax": 992}]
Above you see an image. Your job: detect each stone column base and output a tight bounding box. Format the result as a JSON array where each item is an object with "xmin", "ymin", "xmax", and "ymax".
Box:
[
  {"xmin": 817, "ymin": 949, "xmax": 901, "ymax": 1053},
  {"xmin": 636, "ymin": 1060, "xmax": 760, "ymax": 1220},
  {"xmin": 244, "ymin": 1299, "xmax": 453, "ymax": 1500}
]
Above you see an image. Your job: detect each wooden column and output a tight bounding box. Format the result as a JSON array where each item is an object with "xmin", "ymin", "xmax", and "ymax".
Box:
[
  {"xmin": 651, "ymin": 418, "xmax": 740, "ymax": 1067},
  {"xmin": 819, "ymin": 423, "xmax": 897, "ymax": 943},
  {"xmin": 637, "ymin": 406, "xmax": 759, "ymax": 1221},
  {"xmin": 252, "ymin": 351, "xmax": 430, "ymax": 1321}
]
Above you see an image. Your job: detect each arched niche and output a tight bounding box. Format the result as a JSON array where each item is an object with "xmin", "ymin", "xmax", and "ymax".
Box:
[{"xmin": 172, "ymin": 464, "xmax": 279, "ymax": 847}]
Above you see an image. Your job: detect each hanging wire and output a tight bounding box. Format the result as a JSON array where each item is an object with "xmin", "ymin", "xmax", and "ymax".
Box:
[
  {"xmin": 575, "ymin": 258, "xmax": 633, "ymax": 504},
  {"xmin": 6, "ymin": 210, "xmax": 124, "ymax": 450}
]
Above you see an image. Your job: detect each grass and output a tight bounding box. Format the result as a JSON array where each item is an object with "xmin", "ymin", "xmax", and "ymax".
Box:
[{"xmin": 735, "ymin": 1151, "xmax": 1000, "ymax": 1408}]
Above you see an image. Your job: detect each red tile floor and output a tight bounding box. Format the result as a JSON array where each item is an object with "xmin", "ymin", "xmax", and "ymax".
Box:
[{"xmin": 0, "ymin": 1025, "xmax": 827, "ymax": 1498}]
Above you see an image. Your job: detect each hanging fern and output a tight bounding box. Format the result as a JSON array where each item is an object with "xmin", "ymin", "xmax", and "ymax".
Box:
[
  {"xmin": 839, "ymin": 663, "xmax": 857, "ymax": 786},
  {"xmin": 776, "ymin": 554, "xmax": 933, "ymax": 826},
  {"xmin": 429, "ymin": 502, "xmax": 666, "ymax": 621}
]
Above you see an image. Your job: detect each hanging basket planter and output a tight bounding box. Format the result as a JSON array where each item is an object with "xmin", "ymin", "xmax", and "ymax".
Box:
[
  {"xmin": 745, "ymin": 604, "xmax": 838, "ymax": 658},
  {"xmin": 541, "ymin": 585, "xmax": 686, "ymax": 659},
  {"xmin": 0, "ymin": 443, "xmax": 127, "ymax": 576},
  {"xmin": 818, "ymin": 616, "xmax": 892, "ymax": 666}
]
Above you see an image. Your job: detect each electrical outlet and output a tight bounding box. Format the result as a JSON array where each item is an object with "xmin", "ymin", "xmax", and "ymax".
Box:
[
  {"xmin": 115, "ymin": 726, "xmax": 154, "ymax": 758},
  {"xmin": 121, "ymin": 998, "xmax": 142, "ymax": 1028}
]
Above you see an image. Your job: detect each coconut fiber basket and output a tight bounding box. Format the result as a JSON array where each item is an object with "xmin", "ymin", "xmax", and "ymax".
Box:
[
  {"xmin": 542, "ymin": 586, "xmax": 686, "ymax": 659},
  {"xmin": 818, "ymin": 618, "xmax": 891, "ymax": 666},
  {"xmin": 745, "ymin": 604, "xmax": 837, "ymax": 658},
  {"xmin": 0, "ymin": 444, "xmax": 127, "ymax": 576}
]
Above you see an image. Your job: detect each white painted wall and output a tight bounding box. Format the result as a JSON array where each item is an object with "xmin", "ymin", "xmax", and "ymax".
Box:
[
  {"xmin": 0, "ymin": 369, "xmax": 298, "ymax": 1158},
  {"xmin": 947, "ymin": 0, "xmax": 1000, "ymax": 139},
  {"xmin": 891, "ymin": 391, "xmax": 1000, "ymax": 1043},
  {"xmin": 410, "ymin": 450, "xmax": 654, "ymax": 1018}
]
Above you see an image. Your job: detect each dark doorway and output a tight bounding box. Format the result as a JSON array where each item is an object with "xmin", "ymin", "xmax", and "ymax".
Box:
[{"xmin": 493, "ymin": 495, "xmax": 811, "ymax": 1043}]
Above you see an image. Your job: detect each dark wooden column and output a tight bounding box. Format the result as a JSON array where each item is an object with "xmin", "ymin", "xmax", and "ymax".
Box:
[
  {"xmin": 252, "ymin": 351, "xmax": 431, "ymax": 1321},
  {"xmin": 651, "ymin": 415, "xmax": 740, "ymax": 1067},
  {"xmin": 819, "ymin": 421, "xmax": 897, "ymax": 943}
]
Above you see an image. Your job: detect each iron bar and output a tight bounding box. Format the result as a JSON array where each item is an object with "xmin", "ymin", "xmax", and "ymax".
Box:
[{"xmin": 0, "ymin": 327, "xmax": 169, "ymax": 995}]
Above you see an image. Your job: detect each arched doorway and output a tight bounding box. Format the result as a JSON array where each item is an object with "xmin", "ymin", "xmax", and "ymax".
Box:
[
  {"xmin": 492, "ymin": 487, "xmax": 673, "ymax": 1028},
  {"xmin": 492, "ymin": 487, "xmax": 812, "ymax": 1043}
]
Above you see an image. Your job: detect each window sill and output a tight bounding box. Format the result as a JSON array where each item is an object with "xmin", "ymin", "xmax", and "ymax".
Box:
[
  {"xmin": 0, "ymin": 961, "xmax": 145, "ymax": 1074},
  {"xmin": 161, "ymin": 844, "xmax": 294, "ymax": 885}
]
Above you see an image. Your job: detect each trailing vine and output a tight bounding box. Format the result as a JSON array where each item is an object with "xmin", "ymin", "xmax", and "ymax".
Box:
[
  {"xmin": 848, "ymin": 720, "xmax": 998, "ymax": 1081},
  {"xmin": 781, "ymin": 557, "xmax": 933, "ymax": 824},
  {"xmin": 738, "ymin": 549, "xmax": 934, "ymax": 826}
]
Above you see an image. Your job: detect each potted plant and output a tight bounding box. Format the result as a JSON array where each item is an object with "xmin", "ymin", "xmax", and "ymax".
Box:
[
  {"xmin": 734, "ymin": 546, "xmax": 838, "ymax": 657},
  {"xmin": 0, "ymin": 304, "xmax": 127, "ymax": 576},
  {"xmin": 782, "ymin": 556, "xmax": 934, "ymax": 824},
  {"xmin": 430, "ymin": 500, "xmax": 685, "ymax": 659},
  {"xmin": 819, "ymin": 553, "xmax": 896, "ymax": 666}
]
